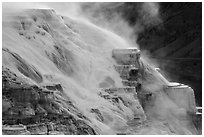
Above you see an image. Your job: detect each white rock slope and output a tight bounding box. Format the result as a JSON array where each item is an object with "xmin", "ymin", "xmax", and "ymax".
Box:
[{"xmin": 2, "ymin": 9, "xmax": 198, "ymax": 134}]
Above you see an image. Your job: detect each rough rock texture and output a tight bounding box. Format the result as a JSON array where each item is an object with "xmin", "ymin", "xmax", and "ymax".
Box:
[
  {"xmin": 122, "ymin": 80, "xmax": 138, "ymax": 87},
  {"xmin": 112, "ymin": 48, "xmax": 200, "ymax": 134},
  {"xmin": 114, "ymin": 65, "xmax": 132, "ymax": 77},
  {"xmin": 2, "ymin": 125, "xmax": 31, "ymax": 135},
  {"xmin": 100, "ymin": 87, "xmax": 146, "ymax": 122},
  {"xmin": 112, "ymin": 49, "xmax": 141, "ymax": 65},
  {"xmin": 2, "ymin": 67, "xmax": 96, "ymax": 135}
]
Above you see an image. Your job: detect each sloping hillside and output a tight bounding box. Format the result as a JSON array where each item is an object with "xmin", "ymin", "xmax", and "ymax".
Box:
[
  {"xmin": 2, "ymin": 8, "xmax": 199, "ymax": 135},
  {"xmin": 2, "ymin": 9, "xmax": 133, "ymax": 134}
]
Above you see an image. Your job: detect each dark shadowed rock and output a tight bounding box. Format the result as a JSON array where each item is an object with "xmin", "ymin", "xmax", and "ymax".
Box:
[{"xmin": 2, "ymin": 67, "xmax": 96, "ymax": 135}]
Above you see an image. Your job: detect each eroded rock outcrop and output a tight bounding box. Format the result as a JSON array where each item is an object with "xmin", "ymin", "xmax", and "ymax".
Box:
[
  {"xmin": 99, "ymin": 87, "xmax": 146, "ymax": 124},
  {"xmin": 2, "ymin": 67, "xmax": 96, "ymax": 135},
  {"xmin": 111, "ymin": 48, "xmax": 201, "ymax": 134},
  {"xmin": 2, "ymin": 125, "xmax": 31, "ymax": 135}
]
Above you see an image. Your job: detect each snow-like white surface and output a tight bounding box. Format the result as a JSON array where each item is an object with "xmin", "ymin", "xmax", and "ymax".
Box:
[
  {"xmin": 2, "ymin": 9, "xmax": 197, "ymax": 134},
  {"xmin": 165, "ymin": 85, "xmax": 197, "ymax": 113},
  {"xmin": 2, "ymin": 9, "xmax": 138, "ymax": 134}
]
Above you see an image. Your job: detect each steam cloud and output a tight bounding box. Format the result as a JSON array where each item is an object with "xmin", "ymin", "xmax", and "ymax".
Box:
[
  {"xmin": 79, "ymin": 2, "xmax": 162, "ymax": 47},
  {"xmin": 3, "ymin": 2, "xmax": 162, "ymax": 48},
  {"xmin": 2, "ymin": 2, "xmax": 198, "ymax": 134}
]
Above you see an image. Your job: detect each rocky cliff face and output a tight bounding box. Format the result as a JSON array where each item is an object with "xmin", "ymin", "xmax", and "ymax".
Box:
[{"xmin": 2, "ymin": 67, "xmax": 96, "ymax": 135}]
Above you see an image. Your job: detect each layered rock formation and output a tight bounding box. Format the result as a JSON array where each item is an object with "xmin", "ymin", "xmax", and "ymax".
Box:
[
  {"xmin": 2, "ymin": 6, "xmax": 201, "ymax": 135},
  {"xmin": 87, "ymin": 2, "xmax": 202, "ymax": 107},
  {"xmin": 2, "ymin": 67, "xmax": 96, "ymax": 135},
  {"xmin": 111, "ymin": 48, "xmax": 201, "ymax": 134}
]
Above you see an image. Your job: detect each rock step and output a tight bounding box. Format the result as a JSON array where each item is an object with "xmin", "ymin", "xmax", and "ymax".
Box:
[
  {"xmin": 2, "ymin": 73, "xmax": 63, "ymax": 104},
  {"xmin": 3, "ymin": 112, "xmax": 97, "ymax": 135},
  {"xmin": 26, "ymin": 123, "xmax": 48, "ymax": 135},
  {"xmin": 120, "ymin": 75, "xmax": 129, "ymax": 80},
  {"xmin": 122, "ymin": 80, "xmax": 138, "ymax": 87},
  {"xmin": 164, "ymin": 83, "xmax": 197, "ymax": 113},
  {"xmin": 112, "ymin": 48, "xmax": 141, "ymax": 65},
  {"xmin": 114, "ymin": 65, "xmax": 139, "ymax": 76},
  {"xmin": 196, "ymin": 106, "xmax": 202, "ymax": 114},
  {"xmin": 41, "ymin": 83, "xmax": 63, "ymax": 92},
  {"xmin": 101, "ymin": 87, "xmax": 136, "ymax": 94},
  {"xmin": 99, "ymin": 87, "xmax": 146, "ymax": 122},
  {"xmin": 114, "ymin": 64, "xmax": 132, "ymax": 73},
  {"xmin": 2, "ymin": 125, "xmax": 30, "ymax": 135},
  {"xmin": 114, "ymin": 65, "xmax": 139, "ymax": 81},
  {"xmin": 112, "ymin": 48, "xmax": 141, "ymax": 55},
  {"xmin": 3, "ymin": 85, "xmax": 55, "ymax": 103}
]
